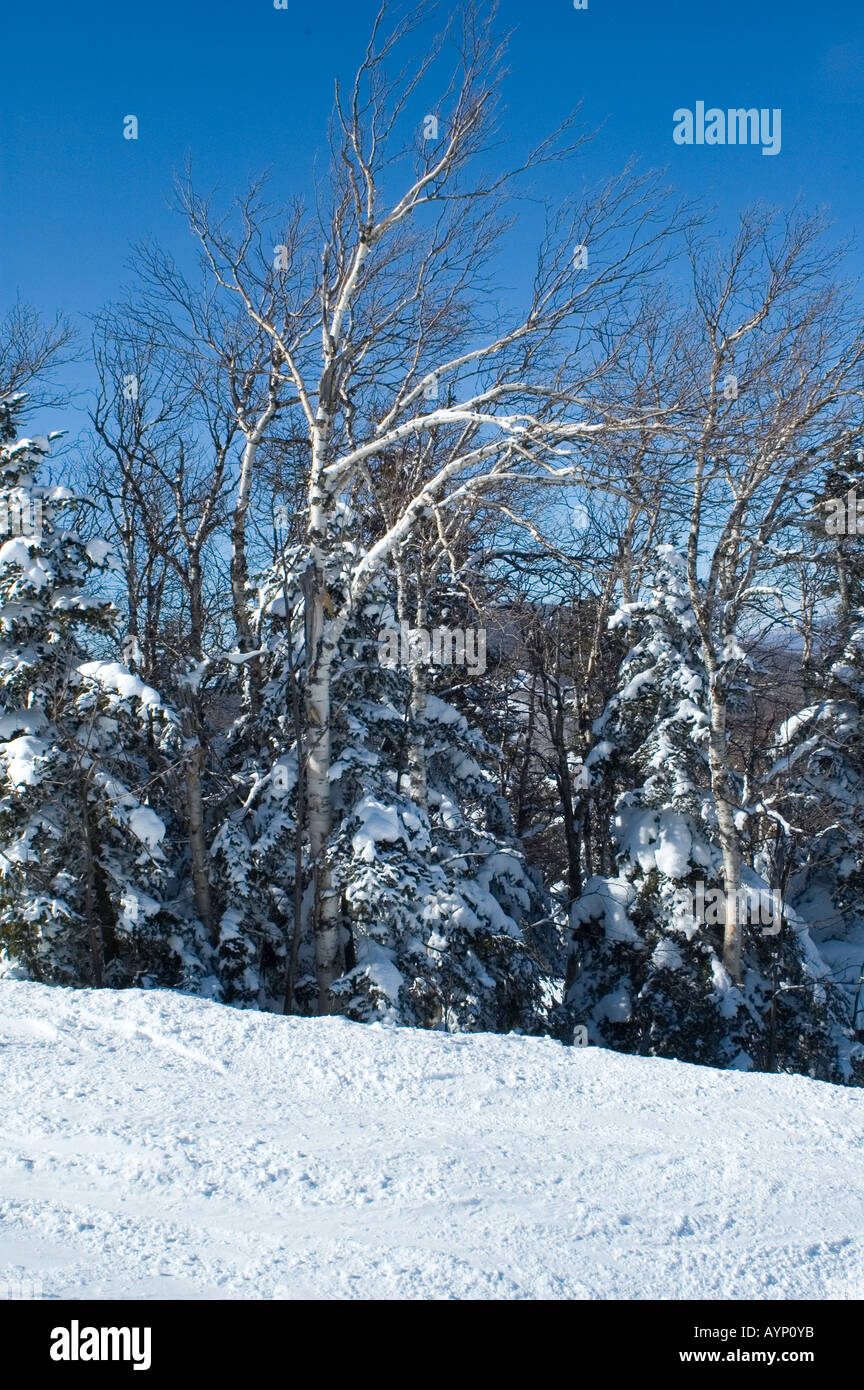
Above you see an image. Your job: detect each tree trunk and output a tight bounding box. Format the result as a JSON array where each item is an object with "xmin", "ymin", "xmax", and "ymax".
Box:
[
  {"xmin": 188, "ymin": 549, "xmax": 205, "ymax": 663},
  {"xmin": 707, "ymin": 686, "xmax": 743, "ymax": 982},
  {"xmin": 407, "ymin": 657, "xmax": 428, "ymax": 812},
  {"xmin": 283, "ymin": 621, "xmax": 306, "ymax": 1015},
  {"xmin": 79, "ymin": 775, "xmax": 104, "ymax": 987},
  {"xmin": 514, "ymin": 673, "xmax": 538, "ymax": 836},
  {"xmin": 303, "ymin": 377, "xmax": 349, "ymax": 1014},
  {"xmin": 304, "ymin": 637, "xmax": 342, "ymax": 1009},
  {"xmin": 552, "ymin": 688, "xmax": 582, "ymax": 905},
  {"xmin": 301, "ymin": 557, "xmax": 343, "ymax": 1011},
  {"xmin": 184, "ymin": 735, "xmax": 214, "ymax": 942},
  {"xmin": 232, "ymin": 409, "xmax": 277, "ymax": 713}
]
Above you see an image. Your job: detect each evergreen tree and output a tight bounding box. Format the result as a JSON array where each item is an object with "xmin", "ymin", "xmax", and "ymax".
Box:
[
  {"xmin": 768, "ymin": 616, "xmax": 864, "ymax": 1046},
  {"xmin": 208, "ymin": 539, "xmax": 551, "ymax": 1030},
  {"xmin": 0, "ymin": 396, "xmax": 201, "ymax": 987},
  {"xmin": 567, "ymin": 547, "xmax": 858, "ymax": 1080}
]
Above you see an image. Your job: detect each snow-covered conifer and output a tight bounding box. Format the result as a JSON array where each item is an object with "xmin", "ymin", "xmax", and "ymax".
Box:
[
  {"xmin": 567, "ymin": 547, "xmax": 857, "ymax": 1079},
  {"xmin": 208, "ymin": 539, "xmax": 551, "ymax": 1030},
  {"xmin": 0, "ymin": 398, "xmax": 199, "ymax": 987},
  {"xmin": 767, "ymin": 617, "xmax": 864, "ymax": 1050}
]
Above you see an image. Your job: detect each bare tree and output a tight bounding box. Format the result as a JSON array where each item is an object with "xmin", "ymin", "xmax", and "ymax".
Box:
[
  {"xmin": 0, "ymin": 301, "xmax": 77, "ymax": 410},
  {"xmin": 89, "ymin": 315, "xmax": 239, "ymax": 938}
]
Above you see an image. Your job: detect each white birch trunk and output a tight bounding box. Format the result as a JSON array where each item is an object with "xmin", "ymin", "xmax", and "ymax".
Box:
[
  {"xmin": 305, "ymin": 405, "xmax": 344, "ymax": 1012},
  {"xmin": 707, "ymin": 685, "xmax": 743, "ymax": 982}
]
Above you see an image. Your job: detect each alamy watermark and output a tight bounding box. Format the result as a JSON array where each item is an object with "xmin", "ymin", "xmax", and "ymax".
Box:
[
  {"xmin": 378, "ymin": 623, "xmax": 487, "ymax": 675},
  {"xmin": 673, "ymin": 103, "xmax": 781, "ymax": 156},
  {"xmin": 0, "ymin": 496, "xmax": 42, "ymax": 541},
  {"xmin": 50, "ymin": 1321, "xmax": 151, "ymax": 1371},
  {"xmin": 1, "ymin": 1276, "xmax": 42, "ymax": 1299},
  {"xmin": 678, "ymin": 881, "xmax": 782, "ymax": 935},
  {"xmin": 824, "ymin": 485, "xmax": 864, "ymax": 536}
]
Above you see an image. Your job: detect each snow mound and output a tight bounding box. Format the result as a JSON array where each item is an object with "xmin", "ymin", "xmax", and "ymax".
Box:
[{"xmin": 0, "ymin": 981, "xmax": 862, "ymax": 1301}]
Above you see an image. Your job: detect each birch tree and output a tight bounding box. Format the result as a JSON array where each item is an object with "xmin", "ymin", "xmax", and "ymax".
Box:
[
  {"xmin": 178, "ymin": 0, "xmax": 689, "ymax": 1011},
  {"xmin": 668, "ymin": 209, "xmax": 864, "ymax": 981}
]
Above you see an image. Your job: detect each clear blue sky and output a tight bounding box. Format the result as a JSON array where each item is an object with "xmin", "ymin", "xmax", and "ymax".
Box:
[{"xmin": 2, "ymin": 0, "xmax": 863, "ymax": 429}]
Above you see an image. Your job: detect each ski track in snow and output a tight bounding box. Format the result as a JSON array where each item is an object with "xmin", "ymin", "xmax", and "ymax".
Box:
[{"xmin": 0, "ymin": 981, "xmax": 862, "ymax": 1300}]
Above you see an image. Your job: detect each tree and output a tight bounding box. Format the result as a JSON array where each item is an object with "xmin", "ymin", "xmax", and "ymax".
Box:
[
  {"xmin": 568, "ymin": 547, "xmax": 859, "ymax": 1079},
  {"xmin": 179, "ymin": 1, "xmax": 689, "ymax": 1010},
  {"xmin": 0, "ymin": 395, "xmax": 202, "ymax": 987},
  {"xmin": 208, "ymin": 534, "xmax": 552, "ymax": 1028},
  {"xmin": 766, "ymin": 613, "xmax": 864, "ymax": 1043},
  {"xmin": 658, "ymin": 209, "xmax": 864, "ymax": 982}
]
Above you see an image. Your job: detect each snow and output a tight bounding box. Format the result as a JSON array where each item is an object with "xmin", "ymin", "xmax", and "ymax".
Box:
[
  {"xmin": 614, "ymin": 808, "xmax": 697, "ymax": 878},
  {"xmin": 593, "ymin": 984, "xmax": 633, "ymax": 1022},
  {"xmin": 351, "ymin": 950, "xmax": 405, "ymax": 1007},
  {"xmin": 84, "ymin": 539, "xmax": 114, "ymax": 567},
  {"xmin": 1, "ymin": 735, "xmax": 48, "ymax": 787},
  {"xmin": 652, "ymin": 939, "xmax": 684, "ymax": 970},
  {"xmin": 2, "ymin": 981, "xmax": 862, "ymax": 1300},
  {"xmin": 127, "ymin": 807, "xmax": 165, "ymax": 850},
  {"xmin": 571, "ymin": 875, "xmax": 640, "ymax": 943},
  {"xmin": 77, "ymin": 662, "xmax": 163, "ymax": 710},
  {"xmin": 0, "ymin": 539, "xmax": 49, "ymax": 588},
  {"xmin": 654, "ymin": 812, "xmax": 693, "ymax": 878},
  {"xmin": 351, "ymin": 795, "xmax": 410, "ymax": 862},
  {"xmin": 117, "ymin": 890, "xmax": 162, "ymax": 933}
]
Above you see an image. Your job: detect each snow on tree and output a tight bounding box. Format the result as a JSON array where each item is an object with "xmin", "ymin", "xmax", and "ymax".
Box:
[
  {"xmin": 766, "ymin": 615, "xmax": 864, "ymax": 1042},
  {"xmin": 331, "ymin": 594, "xmax": 550, "ymax": 1034},
  {"xmin": 0, "ymin": 396, "xmax": 205, "ymax": 988},
  {"xmin": 208, "ymin": 531, "xmax": 551, "ymax": 1031},
  {"xmin": 566, "ymin": 546, "xmax": 860, "ymax": 1080}
]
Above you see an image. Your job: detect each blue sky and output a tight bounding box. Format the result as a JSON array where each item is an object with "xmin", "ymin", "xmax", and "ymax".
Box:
[{"xmin": 2, "ymin": 0, "xmax": 863, "ymax": 431}]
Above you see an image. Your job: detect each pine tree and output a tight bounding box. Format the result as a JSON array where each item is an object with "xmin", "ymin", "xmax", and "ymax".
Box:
[{"xmin": 0, "ymin": 395, "xmax": 200, "ymax": 987}]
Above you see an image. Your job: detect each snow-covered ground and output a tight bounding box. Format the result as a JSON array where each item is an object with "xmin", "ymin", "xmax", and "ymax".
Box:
[{"xmin": 0, "ymin": 981, "xmax": 862, "ymax": 1301}]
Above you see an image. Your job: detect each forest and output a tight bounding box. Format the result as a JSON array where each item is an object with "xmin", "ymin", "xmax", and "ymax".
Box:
[{"xmin": 3, "ymin": 2, "xmax": 864, "ymax": 1088}]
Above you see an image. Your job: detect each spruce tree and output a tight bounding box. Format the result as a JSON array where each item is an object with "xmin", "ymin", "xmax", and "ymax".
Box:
[
  {"xmin": 0, "ymin": 395, "xmax": 197, "ymax": 987},
  {"xmin": 568, "ymin": 547, "xmax": 857, "ymax": 1079}
]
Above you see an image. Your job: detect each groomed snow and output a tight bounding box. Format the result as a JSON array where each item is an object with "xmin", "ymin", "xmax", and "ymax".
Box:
[{"xmin": 0, "ymin": 981, "xmax": 862, "ymax": 1301}]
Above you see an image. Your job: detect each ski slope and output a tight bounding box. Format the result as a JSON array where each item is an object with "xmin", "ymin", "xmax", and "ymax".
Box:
[{"xmin": 0, "ymin": 980, "xmax": 862, "ymax": 1300}]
